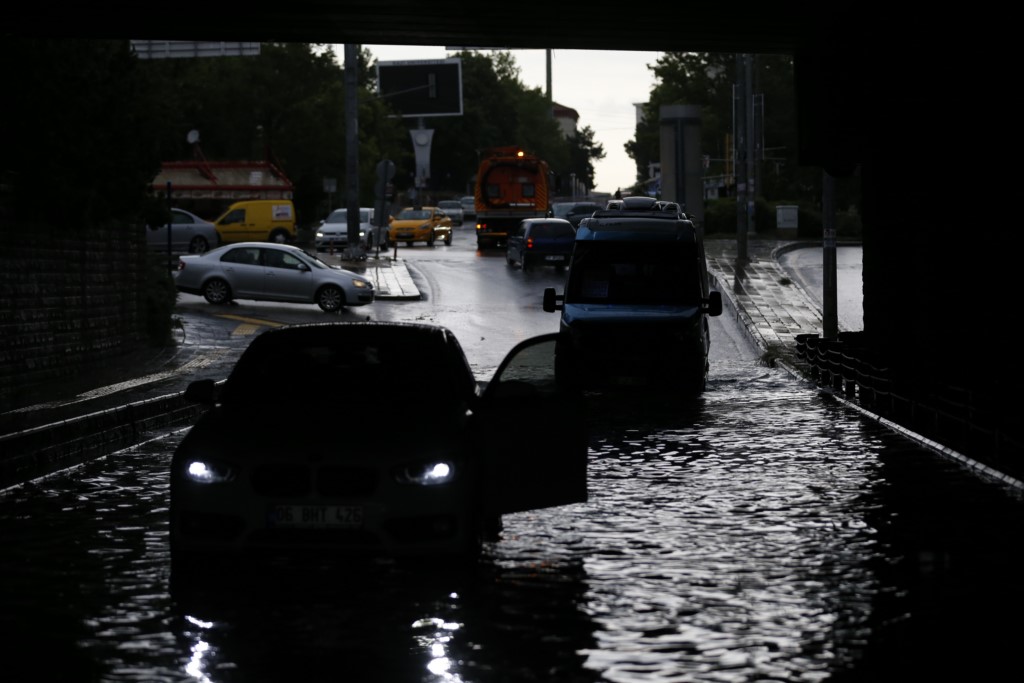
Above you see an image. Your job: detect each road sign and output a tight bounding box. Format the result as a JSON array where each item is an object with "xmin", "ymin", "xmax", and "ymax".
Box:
[{"xmin": 376, "ymin": 59, "xmax": 463, "ymax": 118}]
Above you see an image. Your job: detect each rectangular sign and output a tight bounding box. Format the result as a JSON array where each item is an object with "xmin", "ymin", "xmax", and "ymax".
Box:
[{"xmin": 376, "ymin": 58, "xmax": 463, "ymax": 118}]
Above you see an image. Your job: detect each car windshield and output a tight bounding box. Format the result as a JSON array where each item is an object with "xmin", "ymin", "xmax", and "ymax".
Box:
[
  {"xmin": 222, "ymin": 328, "xmax": 474, "ymax": 406},
  {"xmin": 397, "ymin": 209, "xmax": 430, "ymax": 220},
  {"xmin": 565, "ymin": 242, "xmax": 701, "ymax": 306},
  {"xmin": 325, "ymin": 209, "xmax": 371, "ymax": 224}
]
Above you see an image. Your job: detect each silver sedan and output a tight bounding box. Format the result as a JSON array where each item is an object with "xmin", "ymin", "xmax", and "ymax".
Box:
[
  {"xmin": 174, "ymin": 242, "xmax": 374, "ymax": 312},
  {"xmin": 147, "ymin": 207, "xmax": 220, "ymax": 255}
]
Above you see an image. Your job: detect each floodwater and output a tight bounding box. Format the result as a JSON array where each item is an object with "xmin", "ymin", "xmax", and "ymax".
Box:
[{"xmin": 1, "ymin": 359, "xmax": 1021, "ymax": 682}]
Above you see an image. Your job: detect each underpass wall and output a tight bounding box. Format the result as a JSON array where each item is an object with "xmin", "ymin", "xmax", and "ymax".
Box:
[{"xmin": 0, "ymin": 223, "xmax": 151, "ymax": 413}]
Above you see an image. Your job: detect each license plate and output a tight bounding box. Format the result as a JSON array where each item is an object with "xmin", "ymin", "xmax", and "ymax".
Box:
[
  {"xmin": 396, "ymin": 232, "xmax": 412, "ymax": 239},
  {"xmin": 544, "ymin": 255, "xmax": 565, "ymax": 261},
  {"xmin": 269, "ymin": 505, "xmax": 364, "ymax": 528}
]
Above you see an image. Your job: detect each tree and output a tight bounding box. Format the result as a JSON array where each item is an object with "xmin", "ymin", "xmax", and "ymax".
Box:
[
  {"xmin": 140, "ymin": 43, "xmax": 409, "ymax": 223},
  {"xmin": 565, "ymin": 125, "xmax": 605, "ymax": 194},
  {"xmin": 412, "ymin": 50, "xmax": 569, "ymax": 197},
  {"xmin": 626, "ymin": 52, "xmax": 833, "ymax": 206}
]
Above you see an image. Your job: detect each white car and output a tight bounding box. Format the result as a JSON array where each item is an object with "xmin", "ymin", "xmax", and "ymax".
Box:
[
  {"xmin": 315, "ymin": 207, "xmax": 383, "ymax": 251},
  {"xmin": 437, "ymin": 200, "xmax": 465, "ymax": 226},
  {"xmin": 174, "ymin": 242, "xmax": 374, "ymax": 312}
]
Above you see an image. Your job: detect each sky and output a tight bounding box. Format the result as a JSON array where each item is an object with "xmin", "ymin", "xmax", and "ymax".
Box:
[{"xmin": 351, "ymin": 45, "xmax": 664, "ymax": 195}]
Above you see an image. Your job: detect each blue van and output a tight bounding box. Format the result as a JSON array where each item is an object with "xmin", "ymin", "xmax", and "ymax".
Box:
[{"xmin": 543, "ymin": 196, "xmax": 723, "ymax": 395}]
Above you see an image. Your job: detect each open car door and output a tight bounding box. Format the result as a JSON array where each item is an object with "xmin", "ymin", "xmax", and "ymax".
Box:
[{"xmin": 475, "ymin": 333, "xmax": 588, "ymax": 516}]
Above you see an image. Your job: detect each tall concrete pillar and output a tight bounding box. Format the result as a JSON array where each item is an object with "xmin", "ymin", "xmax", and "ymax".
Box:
[{"xmin": 658, "ymin": 105, "xmax": 703, "ymax": 227}]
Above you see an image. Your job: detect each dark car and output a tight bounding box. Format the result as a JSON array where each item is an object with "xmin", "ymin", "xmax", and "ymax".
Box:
[
  {"xmin": 551, "ymin": 201, "xmax": 603, "ymax": 229},
  {"xmin": 169, "ymin": 322, "xmax": 587, "ymax": 575},
  {"xmin": 506, "ymin": 218, "xmax": 576, "ymax": 272}
]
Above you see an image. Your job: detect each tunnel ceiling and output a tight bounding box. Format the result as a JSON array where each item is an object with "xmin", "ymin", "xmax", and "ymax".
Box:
[{"xmin": 9, "ymin": 2, "xmax": 871, "ymax": 56}]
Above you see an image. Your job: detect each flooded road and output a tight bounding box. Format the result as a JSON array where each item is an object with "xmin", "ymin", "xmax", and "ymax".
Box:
[
  {"xmin": 3, "ymin": 356, "xmax": 1021, "ymax": 682},
  {"xmin": 2, "ymin": 233, "xmax": 1021, "ymax": 681}
]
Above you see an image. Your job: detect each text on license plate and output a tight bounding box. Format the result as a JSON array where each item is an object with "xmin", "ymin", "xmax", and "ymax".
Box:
[
  {"xmin": 269, "ymin": 505, "xmax": 364, "ymax": 528},
  {"xmin": 545, "ymin": 255, "xmax": 565, "ymax": 261}
]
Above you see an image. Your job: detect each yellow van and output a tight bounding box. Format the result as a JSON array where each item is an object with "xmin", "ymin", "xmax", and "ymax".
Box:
[{"xmin": 214, "ymin": 200, "xmax": 297, "ymax": 244}]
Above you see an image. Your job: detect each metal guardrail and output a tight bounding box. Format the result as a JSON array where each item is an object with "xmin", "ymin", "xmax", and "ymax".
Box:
[{"xmin": 795, "ymin": 332, "xmax": 1022, "ymax": 483}]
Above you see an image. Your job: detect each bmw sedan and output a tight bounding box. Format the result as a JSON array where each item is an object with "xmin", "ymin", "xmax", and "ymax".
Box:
[
  {"xmin": 169, "ymin": 322, "xmax": 587, "ymax": 573},
  {"xmin": 146, "ymin": 207, "xmax": 220, "ymax": 255},
  {"xmin": 174, "ymin": 242, "xmax": 374, "ymax": 312}
]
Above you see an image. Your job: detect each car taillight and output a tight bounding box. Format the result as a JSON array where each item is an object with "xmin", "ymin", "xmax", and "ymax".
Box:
[{"xmin": 526, "ymin": 237, "xmax": 534, "ymax": 249}]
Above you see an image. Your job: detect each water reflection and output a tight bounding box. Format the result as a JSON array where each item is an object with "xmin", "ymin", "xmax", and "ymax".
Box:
[
  {"xmin": 2, "ymin": 366, "xmax": 1022, "ymax": 681},
  {"xmin": 167, "ymin": 554, "xmax": 599, "ymax": 683}
]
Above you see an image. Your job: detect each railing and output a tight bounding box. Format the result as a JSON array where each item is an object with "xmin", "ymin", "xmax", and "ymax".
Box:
[{"xmin": 794, "ymin": 332, "xmax": 1022, "ymax": 483}]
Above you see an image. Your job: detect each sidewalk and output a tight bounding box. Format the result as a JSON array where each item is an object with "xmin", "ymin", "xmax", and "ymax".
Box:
[
  {"xmin": 703, "ymin": 238, "xmax": 824, "ymax": 361},
  {"xmin": 324, "ymin": 251, "xmax": 421, "ymax": 301}
]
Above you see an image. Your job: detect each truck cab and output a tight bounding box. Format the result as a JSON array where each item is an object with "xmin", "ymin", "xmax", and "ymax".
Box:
[{"xmin": 543, "ymin": 196, "xmax": 723, "ymax": 396}]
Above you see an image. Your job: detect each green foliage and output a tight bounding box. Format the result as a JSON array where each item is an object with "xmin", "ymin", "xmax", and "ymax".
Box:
[
  {"xmin": 142, "ymin": 254, "xmax": 180, "ymax": 347},
  {"xmin": 425, "ymin": 50, "xmax": 570, "ymax": 196}
]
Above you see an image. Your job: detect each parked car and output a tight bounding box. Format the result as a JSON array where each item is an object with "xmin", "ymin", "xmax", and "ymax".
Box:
[
  {"xmin": 315, "ymin": 207, "xmax": 379, "ymax": 251},
  {"xmin": 505, "ymin": 218, "xmax": 576, "ymax": 272},
  {"xmin": 146, "ymin": 207, "xmax": 220, "ymax": 255},
  {"xmin": 174, "ymin": 242, "xmax": 374, "ymax": 312},
  {"xmin": 460, "ymin": 195, "xmax": 476, "ymax": 221},
  {"xmin": 169, "ymin": 321, "xmax": 587, "ymax": 572},
  {"xmin": 388, "ymin": 206, "xmax": 453, "ymax": 246},
  {"xmin": 437, "ymin": 200, "xmax": 465, "ymax": 226}
]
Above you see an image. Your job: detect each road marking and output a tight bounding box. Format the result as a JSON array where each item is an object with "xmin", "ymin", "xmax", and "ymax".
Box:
[{"xmin": 213, "ymin": 313, "xmax": 285, "ymax": 336}]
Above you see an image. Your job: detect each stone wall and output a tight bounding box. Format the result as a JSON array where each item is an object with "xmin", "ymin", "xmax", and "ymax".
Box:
[{"xmin": 0, "ymin": 223, "xmax": 150, "ymax": 412}]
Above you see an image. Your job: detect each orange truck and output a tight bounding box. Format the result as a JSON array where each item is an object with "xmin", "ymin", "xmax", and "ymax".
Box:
[{"xmin": 473, "ymin": 146, "xmax": 550, "ymax": 249}]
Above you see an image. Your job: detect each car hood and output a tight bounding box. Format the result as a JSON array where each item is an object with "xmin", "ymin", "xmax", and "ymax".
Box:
[{"xmin": 177, "ymin": 406, "xmax": 470, "ymax": 463}]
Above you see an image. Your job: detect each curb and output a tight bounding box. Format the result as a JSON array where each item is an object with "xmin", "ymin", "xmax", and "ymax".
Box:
[{"xmin": 0, "ymin": 392, "xmax": 207, "ymax": 491}]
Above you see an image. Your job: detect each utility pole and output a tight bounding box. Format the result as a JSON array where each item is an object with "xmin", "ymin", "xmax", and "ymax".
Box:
[
  {"xmin": 343, "ymin": 43, "xmax": 364, "ymax": 260},
  {"xmin": 744, "ymin": 53, "xmax": 755, "ymax": 234},
  {"xmin": 822, "ymin": 170, "xmax": 838, "ymax": 338},
  {"xmin": 734, "ymin": 54, "xmax": 749, "ymax": 263}
]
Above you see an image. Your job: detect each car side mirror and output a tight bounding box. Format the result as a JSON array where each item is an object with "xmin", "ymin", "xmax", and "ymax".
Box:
[
  {"xmin": 705, "ymin": 290, "xmax": 723, "ymax": 316},
  {"xmin": 543, "ymin": 287, "xmax": 564, "ymax": 312}
]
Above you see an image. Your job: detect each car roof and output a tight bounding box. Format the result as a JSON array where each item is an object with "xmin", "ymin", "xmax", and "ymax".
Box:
[
  {"xmin": 224, "ymin": 322, "xmax": 478, "ymax": 402},
  {"xmin": 523, "ymin": 217, "xmax": 573, "ymax": 226}
]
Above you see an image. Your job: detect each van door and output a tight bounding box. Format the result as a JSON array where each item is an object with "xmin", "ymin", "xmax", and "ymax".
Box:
[
  {"xmin": 474, "ymin": 333, "xmax": 588, "ymax": 515},
  {"xmin": 217, "ymin": 204, "xmax": 263, "ymax": 243}
]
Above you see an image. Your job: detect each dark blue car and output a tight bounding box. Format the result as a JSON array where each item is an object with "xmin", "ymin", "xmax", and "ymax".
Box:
[{"xmin": 505, "ymin": 218, "xmax": 576, "ymax": 272}]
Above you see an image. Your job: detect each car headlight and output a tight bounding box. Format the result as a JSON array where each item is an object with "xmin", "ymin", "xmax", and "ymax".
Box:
[
  {"xmin": 316, "ymin": 231, "xmax": 325, "ymax": 238},
  {"xmin": 183, "ymin": 458, "xmax": 235, "ymax": 484},
  {"xmin": 352, "ymin": 279, "xmax": 370, "ymax": 289},
  {"xmin": 393, "ymin": 460, "xmax": 455, "ymax": 486}
]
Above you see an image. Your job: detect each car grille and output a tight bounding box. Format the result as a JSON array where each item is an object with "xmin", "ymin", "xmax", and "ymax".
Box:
[{"xmin": 250, "ymin": 464, "xmax": 378, "ymax": 497}]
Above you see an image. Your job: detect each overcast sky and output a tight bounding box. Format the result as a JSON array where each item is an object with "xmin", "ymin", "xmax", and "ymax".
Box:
[{"xmin": 352, "ymin": 46, "xmax": 663, "ymax": 195}]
